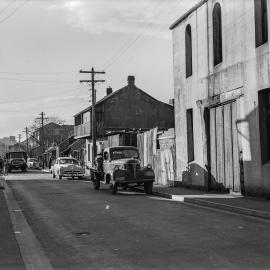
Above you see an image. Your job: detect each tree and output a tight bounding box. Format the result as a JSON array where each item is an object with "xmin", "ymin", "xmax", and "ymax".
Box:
[{"xmin": 29, "ymin": 115, "xmax": 66, "ymax": 133}]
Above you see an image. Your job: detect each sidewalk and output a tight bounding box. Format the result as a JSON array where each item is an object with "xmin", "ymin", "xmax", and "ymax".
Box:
[
  {"xmin": 133, "ymin": 185, "xmax": 270, "ymax": 221},
  {"xmin": 0, "ymin": 189, "xmax": 25, "ymax": 270}
]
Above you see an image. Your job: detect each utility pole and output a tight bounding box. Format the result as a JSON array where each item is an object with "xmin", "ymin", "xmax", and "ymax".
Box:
[
  {"xmin": 18, "ymin": 134, "xmax": 21, "ymax": 151},
  {"xmin": 79, "ymin": 67, "xmax": 105, "ymax": 165},
  {"xmin": 22, "ymin": 127, "xmax": 29, "ymax": 155},
  {"xmin": 36, "ymin": 112, "xmax": 48, "ymax": 168}
]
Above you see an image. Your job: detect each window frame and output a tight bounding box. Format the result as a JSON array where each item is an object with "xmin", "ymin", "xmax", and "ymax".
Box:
[{"xmin": 185, "ymin": 24, "xmax": 193, "ymax": 78}]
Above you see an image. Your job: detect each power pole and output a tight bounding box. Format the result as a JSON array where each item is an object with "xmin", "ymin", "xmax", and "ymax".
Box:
[
  {"xmin": 18, "ymin": 134, "xmax": 21, "ymax": 150},
  {"xmin": 36, "ymin": 112, "xmax": 48, "ymax": 168},
  {"xmin": 79, "ymin": 67, "xmax": 105, "ymax": 165},
  {"xmin": 22, "ymin": 127, "xmax": 29, "ymax": 155}
]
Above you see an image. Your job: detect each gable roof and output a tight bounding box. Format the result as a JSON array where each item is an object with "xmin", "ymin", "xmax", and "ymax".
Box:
[
  {"xmin": 74, "ymin": 84, "xmax": 172, "ymax": 117},
  {"xmin": 169, "ymin": 0, "xmax": 207, "ymax": 30}
]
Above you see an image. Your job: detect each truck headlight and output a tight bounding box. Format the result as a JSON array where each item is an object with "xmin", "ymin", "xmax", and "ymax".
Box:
[{"xmin": 147, "ymin": 164, "xmax": 152, "ymax": 169}]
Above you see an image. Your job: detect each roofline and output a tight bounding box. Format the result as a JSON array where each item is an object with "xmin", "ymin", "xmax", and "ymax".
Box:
[
  {"xmin": 169, "ymin": 0, "xmax": 208, "ymax": 30},
  {"xmin": 73, "ymin": 85, "xmax": 173, "ymax": 118}
]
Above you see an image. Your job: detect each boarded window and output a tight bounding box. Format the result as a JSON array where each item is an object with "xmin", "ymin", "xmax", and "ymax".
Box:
[
  {"xmin": 213, "ymin": 3, "xmax": 223, "ymax": 66},
  {"xmin": 254, "ymin": 0, "xmax": 268, "ymax": 47},
  {"xmin": 186, "ymin": 109, "xmax": 194, "ymax": 162},
  {"xmin": 185, "ymin": 24, "xmax": 192, "ymax": 78},
  {"xmin": 259, "ymin": 89, "xmax": 270, "ymax": 164}
]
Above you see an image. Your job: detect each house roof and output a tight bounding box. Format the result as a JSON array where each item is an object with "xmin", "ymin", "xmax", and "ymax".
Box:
[
  {"xmin": 74, "ymin": 84, "xmax": 173, "ymax": 117},
  {"xmin": 169, "ymin": 0, "xmax": 207, "ymax": 30}
]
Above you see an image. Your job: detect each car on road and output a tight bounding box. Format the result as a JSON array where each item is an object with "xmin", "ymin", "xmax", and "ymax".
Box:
[
  {"xmin": 27, "ymin": 158, "xmax": 40, "ymax": 170},
  {"xmin": 52, "ymin": 157, "xmax": 84, "ymax": 180},
  {"xmin": 91, "ymin": 146, "xmax": 155, "ymax": 194}
]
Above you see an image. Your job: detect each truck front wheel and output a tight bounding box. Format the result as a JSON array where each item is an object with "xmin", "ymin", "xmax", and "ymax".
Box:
[{"xmin": 144, "ymin": 182, "xmax": 153, "ymax": 194}]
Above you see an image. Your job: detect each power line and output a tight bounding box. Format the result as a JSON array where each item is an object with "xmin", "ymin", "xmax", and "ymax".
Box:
[
  {"xmin": 0, "ymin": 0, "xmax": 30, "ymax": 25},
  {"xmin": 0, "ymin": 0, "xmax": 15, "ymax": 16},
  {"xmin": 0, "ymin": 71, "xmax": 77, "ymax": 75},
  {"xmin": 0, "ymin": 86, "xmax": 85, "ymax": 104},
  {"xmin": 102, "ymin": 0, "xmax": 168, "ymax": 70},
  {"xmin": 0, "ymin": 76, "xmax": 77, "ymax": 84}
]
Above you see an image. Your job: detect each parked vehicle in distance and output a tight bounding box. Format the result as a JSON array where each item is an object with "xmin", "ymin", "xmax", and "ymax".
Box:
[
  {"xmin": 6, "ymin": 151, "xmax": 27, "ymax": 173},
  {"xmin": 27, "ymin": 158, "xmax": 40, "ymax": 170},
  {"xmin": 52, "ymin": 157, "xmax": 84, "ymax": 180},
  {"xmin": 91, "ymin": 146, "xmax": 155, "ymax": 194}
]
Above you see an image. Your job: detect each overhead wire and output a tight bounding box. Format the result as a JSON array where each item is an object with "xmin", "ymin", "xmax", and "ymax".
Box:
[
  {"xmin": 0, "ymin": 0, "xmax": 30, "ymax": 25},
  {"xmin": 102, "ymin": 0, "xmax": 168, "ymax": 70}
]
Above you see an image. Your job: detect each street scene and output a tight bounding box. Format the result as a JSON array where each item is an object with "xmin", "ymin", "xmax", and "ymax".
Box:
[{"xmin": 1, "ymin": 0, "xmax": 270, "ymax": 269}]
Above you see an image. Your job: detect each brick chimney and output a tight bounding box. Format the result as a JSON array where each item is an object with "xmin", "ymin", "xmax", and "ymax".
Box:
[
  {"xmin": 169, "ymin": 98, "xmax": 175, "ymax": 106},
  {"xmin": 127, "ymin": 76, "xmax": 135, "ymax": 87},
  {"xmin": 106, "ymin": 87, "xmax": 113, "ymax": 96}
]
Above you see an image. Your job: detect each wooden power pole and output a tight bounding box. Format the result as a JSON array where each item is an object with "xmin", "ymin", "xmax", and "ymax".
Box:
[
  {"xmin": 79, "ymin": 67, "xmax": 105, "ymax": 165},
  {"xmin": 22, "ymin": 127, "xmax": 29, "ymax": 155},
  {"xmin": 36, "ymin": 112, "xmax": 48, "ymax": 168}
]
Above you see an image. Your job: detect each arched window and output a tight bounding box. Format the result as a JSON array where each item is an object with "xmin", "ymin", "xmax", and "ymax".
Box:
[
  {"xmin": 213, "ymin": 3, "xmax": 222, "ymax": 66},
  {"xmin": 254, "ymin": 0, "xmax": 268, "ymax": 47},
  {"xmin": 185, "ymin": 24, "xmax": 192, "ymax": 78}
]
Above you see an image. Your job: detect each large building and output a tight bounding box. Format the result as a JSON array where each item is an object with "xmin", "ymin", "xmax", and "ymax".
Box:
[
  {"xmin": 170, "ymin": 0, "xmax": 270, "ymax": 197},
  {"xmin": 74, "ymin": 76, "xmax": 175, "ymax": 167}
]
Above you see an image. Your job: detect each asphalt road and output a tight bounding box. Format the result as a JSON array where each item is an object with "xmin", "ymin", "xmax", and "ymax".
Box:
[{"xmin": 5, "ymin": 170, "xmax": 270, "ymax": 270}]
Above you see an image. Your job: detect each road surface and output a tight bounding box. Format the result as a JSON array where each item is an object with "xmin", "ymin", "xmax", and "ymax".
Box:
[{"xmin": 4, "ymin": 170, "xmax": 270, "ymax": 270}]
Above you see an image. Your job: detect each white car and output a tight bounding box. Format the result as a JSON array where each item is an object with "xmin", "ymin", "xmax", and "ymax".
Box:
[
  {"xmin": 52, "ymin": 157, "xmax": 84, "ymax": 180},
  {"xmin": 27, "ymin": 158, "xmax": 40, "ymax": 170}
]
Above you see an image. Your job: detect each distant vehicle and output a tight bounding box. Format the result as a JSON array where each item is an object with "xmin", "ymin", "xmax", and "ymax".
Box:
[
  {"xmin": 52, "ymin": 157, "xmax": 84, "ymax": 180},
  {"xmin": 6, "ymin": 151, "xmax": 27, "ymax": 172},
  {"xmin": 27, "ymin": 158, "xmax": 40, "ymax": 170},
  {"xmin": 91, "ymin": 146, "xmax": 155, "ymax": 194}
]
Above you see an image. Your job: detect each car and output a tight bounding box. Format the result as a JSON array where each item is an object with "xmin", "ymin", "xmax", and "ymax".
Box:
[
  {"xmin": 91, "ymin": 146, "xmax": 155, "ymax": 194},
  {"xmin": 52, "ymin": 157, "xmax": 84, "ymax": 180},
  {"xmin": 27, "ymin": 158, "xmax": 40, "ymax": 170}
]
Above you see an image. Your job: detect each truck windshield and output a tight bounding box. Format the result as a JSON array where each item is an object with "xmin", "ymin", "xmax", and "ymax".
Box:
[
  {"xmin": 59, "ymin": 159, "xmax": 78, "ymax": 164},
  {"xmin": 10, "ymin": 153, "xmax": 25, "ymax": 159},
  {"xmin": 111, "ymin": 149, "xmax": 139, "ymax": 160}
]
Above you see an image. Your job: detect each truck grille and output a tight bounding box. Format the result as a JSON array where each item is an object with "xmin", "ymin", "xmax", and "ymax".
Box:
[{"xmin": 125, "ymin": 163, "xmax": 140, "ymax": 179}]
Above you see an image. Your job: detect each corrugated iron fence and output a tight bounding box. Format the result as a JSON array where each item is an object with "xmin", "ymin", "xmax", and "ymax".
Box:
[{"xmin": 137, "ymin": 128, "xmax": 176, "ymax": 186}]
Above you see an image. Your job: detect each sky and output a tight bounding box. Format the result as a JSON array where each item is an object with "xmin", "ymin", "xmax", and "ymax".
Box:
[{"xmin": 0, "ymin": 0, "xmax": 198, "ymax": 140}]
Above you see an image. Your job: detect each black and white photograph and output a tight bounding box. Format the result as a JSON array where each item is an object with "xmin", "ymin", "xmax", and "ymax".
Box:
[{"xmin": 0, "ymin": 0, "xmax": 270, "ymax": 269}]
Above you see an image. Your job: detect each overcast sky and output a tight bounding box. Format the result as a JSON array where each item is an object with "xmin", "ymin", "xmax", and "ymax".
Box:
[{"xmin": 0, "ymin": 0, "xmax": 198, "ymax": 140}]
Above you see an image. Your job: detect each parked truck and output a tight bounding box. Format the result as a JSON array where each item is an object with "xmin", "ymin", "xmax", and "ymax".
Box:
[
  {"xmin": 91, "ymin": 146, "xmax": 155, "ymax": 194},
  {"xmin": 6, "ymin": 151, "xmax": 27, "ymax": 172}
]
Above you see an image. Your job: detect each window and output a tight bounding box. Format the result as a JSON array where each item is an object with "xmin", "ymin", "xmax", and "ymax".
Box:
[
  {"xmin": 213, "ymin": 3, "xmax": 223, "ymax": 66},
  {"xmin": 254, "ymin": 0, "xmax": 268, "ymax": 47},
  {"xmin": 185, "ymin": 24, "xmax": 192, "ymax": 77},
  {"xmin": 186, "ymin": 109, "xmax": 194, "ymax": 162},
  {"xmin": 259, "ymin": 89, "xmax": 270, "ymax": 164}
]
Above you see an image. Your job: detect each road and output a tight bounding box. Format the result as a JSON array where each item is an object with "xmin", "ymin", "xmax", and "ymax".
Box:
[{"xmin": 4, "ymin": 170, "xmax": 270, "ymax": 270}]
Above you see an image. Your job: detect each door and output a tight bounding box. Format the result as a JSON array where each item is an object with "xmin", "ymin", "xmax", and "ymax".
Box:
[{"xmin": 209, "ymin": 101, "xmax": 240, "ymax": 192}]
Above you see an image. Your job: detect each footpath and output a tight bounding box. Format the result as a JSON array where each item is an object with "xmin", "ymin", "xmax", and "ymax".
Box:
[
  {"xmin": 133, "ymin": 185, "xmax": 270, "ymax": 221},
  {"xmin": 0, "ymin": 188, "xmax": 25, "ymax": 270}
]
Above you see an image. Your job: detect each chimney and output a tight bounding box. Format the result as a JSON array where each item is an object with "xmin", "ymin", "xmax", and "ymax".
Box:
[
  {"xmin": 127, "ymin": 75, "xmax": 135, "ymax": 87},
  {"xmin": 106, "ymin": 87, "xmax": 113, "ymax": 96},
  {"xmin": 169, "ymin": 99, "xmax": 175, "ymax": 107}
]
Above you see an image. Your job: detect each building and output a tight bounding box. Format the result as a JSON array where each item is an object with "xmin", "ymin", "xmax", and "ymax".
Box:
[
  {"xmin": 170, "ymin": 0, "xmax": 270, "ymax": 197},
  {"xmin": 74, "ymin": 75, "xmax": 175, "ymax": 167},
  {"xmin": 29, "ymin": 122, "xmax": 74, "ymax": 163}
]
